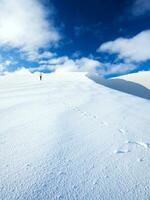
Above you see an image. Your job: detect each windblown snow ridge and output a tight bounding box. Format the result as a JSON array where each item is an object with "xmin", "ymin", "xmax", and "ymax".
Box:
[{"xmin": 87, "ymin": 71, "xmax": 150, "ymax": 100}]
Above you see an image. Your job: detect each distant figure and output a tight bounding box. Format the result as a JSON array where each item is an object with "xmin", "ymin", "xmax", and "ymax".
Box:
[{"xmin": 40, "ymin": 73, "xmax": 42, "ymax": 81}]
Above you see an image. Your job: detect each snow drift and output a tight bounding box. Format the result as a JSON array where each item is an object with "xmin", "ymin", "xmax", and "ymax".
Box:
[
  {"xmin": 113, "ymin": 71, "xmax": 150, "ymax": 89},
  {"xmin": 0, "ymin": 72, "xmax": 150, "ymax": 200},
  {"xmin": 88, "ymin": 71, "xmax": 150, "ymax": 100}
]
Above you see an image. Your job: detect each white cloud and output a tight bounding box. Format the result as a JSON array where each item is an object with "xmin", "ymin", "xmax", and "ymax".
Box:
[
  {"xmin": 48, "ymin": 56, "xmax": 69, "ymax": 65},
  {"xmin": 132, "ymin": 0, "xmax": 150, "ymax": 16},
  {"xmin": 30, "ymin": 55, "xmax": 136, "ymax": 77},
  {"xmin": 38, "ymin": 56, "xmax": 69, "ymax": 65},
  {"xmin": 29, "ymin": 56, "xmax": 137, "ymax": 78},
  {"xmin": 0, "ymin": 59, "xmax": 13, "ymax": 72},
  {"xmin": 72, "ymin": 51, "xmax": 81, "ymax": 59},
  {"xmin": 75, "ymin": 57, "xmax": 102, "ymax": 73},
  {"xmin": 102, "ymin": 63, "xmax": 137, "ymax": 76},
  {"xmin": 26, "ymin": 51, "xmax": 56, "ymax": 61},
  {"xmin": 30, "ymin": 56, "xmax": 102, "ymax": 74},
  {"xmin": 98, "ymin": 30, "xmax": 150, "ymax": 62},
  {"xmin": 53, "ymin": 57, "xmax": 102, "ymax": 73},
  {"xmin": 0, "ymin": 0, "xmax": 60, "ymax": 53}
]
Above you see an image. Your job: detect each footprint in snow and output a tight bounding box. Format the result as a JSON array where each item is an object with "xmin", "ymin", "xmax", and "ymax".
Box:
[
  {"xmin": 118, "ymin": 129, "xmax": 126, "ymax": 135},
  {"xmin": 114, "ymin": 149, "xmax": 130, "ymax": 154},
  {"xmin": 57, "ymin": 171, "xmax": 66, "ymax": 176},
  {"xmin": 127, "ymin": 140, "xmax": 150, "ymax": 149},
  {"xmin": 26, "ymin": 163, "xmax": 32, "ymax": 170},
  {"xmin": 114, "ymin": 140, "xmax": 150, "ymax": 155},
  {"xmin": 137, "ymin": 158, "xmax": 144, "ymax": 162},
  {"xmin": 72, "ymin": 185, "xmax": 78, "ymax": 189},
  {"xmin": 71, "ymin": 107, "xmax": 110, "ymax": 127},
  {"xmin": 58, "ymin": 195, "xmax": 64, "ymax": 200},
  {"xmin": 100, "ymin": 121, "xmax": 108, "ymax": 126}
]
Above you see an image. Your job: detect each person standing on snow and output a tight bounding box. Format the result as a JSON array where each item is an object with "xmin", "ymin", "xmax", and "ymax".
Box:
[{"xmin": 40, "ymin": 73, "xmax": 42, "ymax": 81}]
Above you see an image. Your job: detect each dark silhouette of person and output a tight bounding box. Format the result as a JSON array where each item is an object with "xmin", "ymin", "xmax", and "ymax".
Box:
[{"xmin": 40, "ymin": 73, "xmax": 42, "ymax": 81}]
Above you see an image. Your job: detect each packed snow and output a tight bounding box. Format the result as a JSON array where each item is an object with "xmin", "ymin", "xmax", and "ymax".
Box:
[{"xmin": 0, "ymin": 71, "xmax": 150, "ymax": 200}]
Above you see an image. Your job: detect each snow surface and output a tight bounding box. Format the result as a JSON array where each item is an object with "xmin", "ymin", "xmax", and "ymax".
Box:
[
  {"xmin": 0, "ymin": 71, "xmax": 150, "ymax": 200},
  {"xmin": 114, "ymin": 71, "xmax": 150, "ymax": 89},
  {"xmin": 88, "ymin": 71, "xmax": 150, "ymax": 100}
]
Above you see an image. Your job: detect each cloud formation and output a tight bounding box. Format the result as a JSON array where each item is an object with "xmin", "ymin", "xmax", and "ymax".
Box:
[
  {"xmin": 30, "ymin": 56, "xmax": 102, "ymax": 74},
  {"xmin": 0, "ymin": 59, "xmax": 13, "ymax": 72},
  {"xmin": 102, "ymin": 63, "xmax": 136, "ymax": 77},
  {"xmin": 29, "ymin": 55, "xmax": 136, "ymax": 77},
  {"xmin": 0, "ymin": 0, "xmax": 60, "ymax": 53},
  {"xmin": 26, "ymin": 51, "xmax": 56, "ymax": 61},
  {"xmin": 98, "ymin": 30, "xmax": 150, "ymax": 62}
]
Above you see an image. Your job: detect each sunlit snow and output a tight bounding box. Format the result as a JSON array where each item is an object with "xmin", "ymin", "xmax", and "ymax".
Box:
[{"xmin": 0, "ymin": 71, "xmax": 150, "ymax": 200}]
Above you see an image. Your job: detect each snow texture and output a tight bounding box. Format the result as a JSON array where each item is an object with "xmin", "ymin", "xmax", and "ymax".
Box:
[{"xmin": 0, "ymin": 71, "xmax": 150, "ymax": 200}]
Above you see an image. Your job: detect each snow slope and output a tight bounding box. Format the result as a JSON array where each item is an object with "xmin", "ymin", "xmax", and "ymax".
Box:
[
  {"xmin": 0, "ymin": 72, "xmax": 150, "ymax": 200},
  {"xmin": 88, "ymin": 71, "xmax": 150, "ymax": 100},
  {"xmin": 114, "ymin": 71, "xmax": 150, "ymax": 89}
]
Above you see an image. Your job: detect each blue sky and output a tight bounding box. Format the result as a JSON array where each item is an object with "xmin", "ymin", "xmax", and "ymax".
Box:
[{"xmin": 0, "ymin": 0, "xmax": 150, "ymax": 77}]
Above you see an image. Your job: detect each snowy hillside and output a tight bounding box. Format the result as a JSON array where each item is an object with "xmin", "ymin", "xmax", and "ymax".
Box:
[
  {"xmin": 0, "ymin": 71, "xmax": 150, "ymax": 200},
  {"xmin": 88, "ymin": 71, "xmax": 150, "ymax": 100},
  {"xmin": 114, "ymin": 71, "xmax": 150, "ymax": 89}
]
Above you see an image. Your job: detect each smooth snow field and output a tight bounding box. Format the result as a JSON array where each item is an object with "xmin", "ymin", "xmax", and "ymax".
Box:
[{"xmin": 0, "ymin": 72, "xmax": 150, "ymax": 200}]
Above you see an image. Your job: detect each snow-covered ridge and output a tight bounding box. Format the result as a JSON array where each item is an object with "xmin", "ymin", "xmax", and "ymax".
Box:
[
  {"xmin": 0, "ymin": 72, "xmax": 150, "ymax": 200},
  {"xmin": 113, "ymin": 71, "xmax": 150, "ymax": 89},
  {"xmin": 88, "ymin": 71, "xmax": 150, "ymax": 100}
]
